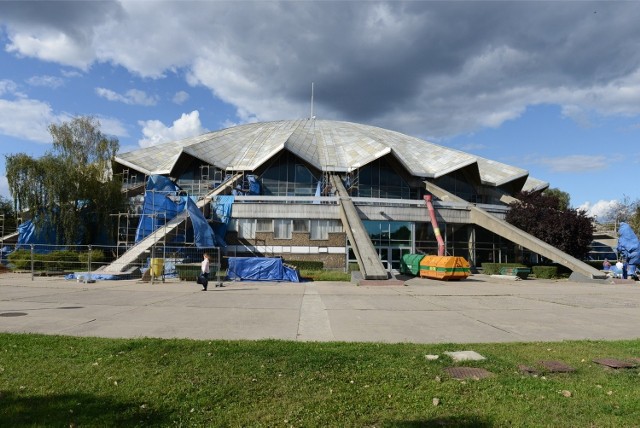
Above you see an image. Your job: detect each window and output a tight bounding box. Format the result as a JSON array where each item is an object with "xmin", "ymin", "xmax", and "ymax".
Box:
[
  {"xmin": 256, "ymin": 219, "xmax": 273, "ymax": 232},
  {"xmin": 310, "ymin": 219, "xmax": 342, "ymax": 240},
  {"xmin": 235, "ymin": 219, "xmax": 256, "ymax": 239},
  {"xmin": 293, "ymin": 219, "xmax": 309, "ymax": 232},
  {"xmin": 274, "ymin": 219, "xmax": 292, "ymax": 239}
]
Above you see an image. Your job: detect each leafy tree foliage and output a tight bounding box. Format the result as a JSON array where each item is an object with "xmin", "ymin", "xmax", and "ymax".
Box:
[
  {"xmin": 602, "ymin": 196, "xmax": 640, "ymax": 236},
  {"xmin": 0, "ymin": 195, "xmax": 18, "ymax": 235},
  {"xmin": 506, "ymin": 190, "xmax": 594, "ymax": 259},
  {"xmin": 542, "ymin": 187, "xmax": 570, "ymax": 211},
  {"xmin": 5, "ymin": 117, "xmax": 124, "ymax": 245}
]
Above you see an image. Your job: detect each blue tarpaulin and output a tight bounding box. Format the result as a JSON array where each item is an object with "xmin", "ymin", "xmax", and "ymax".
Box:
[
  {"xmin": 211, "ymin": 195, "xmax": 234, "ymax": 247},
  {"xmin": 227, "ymin": 257, "xmax": 300, "ymax": 282},
  {"xmin": 16, "ymin": 215, "xmax": 59, "ymax": 251},
  {"xmin": 185, "ymin": 197, "xmax": 215, "ymax": 247},
  {"xmin": 135, "ymin": 175, "xmax": 216, "ymax": 247},
  {"xmin": 617, "ymin": 222, "xmax": 639, "ymax": 266},
  {"xmin": 247, "ymin": 175, "xmax": 261, "ymax": 195}
]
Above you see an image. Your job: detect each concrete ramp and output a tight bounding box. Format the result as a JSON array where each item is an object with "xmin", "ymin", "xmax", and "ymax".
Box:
[
  {"xmin": 425, "ymin": 182, "xmax": 607, "ymax": 280},
  {"xmin": 102, "ymin": 174, "xmax": 243, "ymax": 273},
  {"xmin": 0, "ymin": 231, "xmax": 18, "ymax": 244},
  {"xmin": 331, "ymin": 175, "xmax": 388, "ymax": 280}
]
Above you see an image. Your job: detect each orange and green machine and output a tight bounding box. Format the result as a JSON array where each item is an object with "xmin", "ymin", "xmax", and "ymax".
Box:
[{"xmin": 398, "ymin": 195, "xmax": 471, "ymax": 281}]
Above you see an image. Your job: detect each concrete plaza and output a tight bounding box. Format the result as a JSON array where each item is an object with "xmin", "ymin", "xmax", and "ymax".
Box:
[{"xmin": 1, "ymin": 273, "xmax": 639, "ymax": 344}]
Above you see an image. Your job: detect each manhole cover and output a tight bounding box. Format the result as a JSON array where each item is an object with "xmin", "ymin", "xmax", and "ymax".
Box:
[
  {"xmin": 0, "ymin": 312, "xmax": 28, "ymax": 317},
  {"xmin": 444, "ymin": 367, "xmax": 493, "ymax": 380},
  {"xmin": 57, "ymin": 306, "xmax": 84, "ymax": 310},
  {"xmin": 593, "ymin": 358, "xmax": 637, "ymax": 369},
  {"xmin": 539, "ymin": 360, "xmax": 575, "ymax": 373}
]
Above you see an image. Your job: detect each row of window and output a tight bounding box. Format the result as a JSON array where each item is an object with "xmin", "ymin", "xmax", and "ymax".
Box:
[{"xmin": 231, "ymin": 219, "xmax": 343, "ymax": 240}]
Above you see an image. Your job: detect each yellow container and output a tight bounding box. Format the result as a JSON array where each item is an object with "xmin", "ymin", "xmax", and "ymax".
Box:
[
  {"xmin": 150, "ymin": 258, "xmax": 164, "ymax": 277},
  {"xmin": 419, "ymin": 256, "xmax": 470, "ymax": 281}
]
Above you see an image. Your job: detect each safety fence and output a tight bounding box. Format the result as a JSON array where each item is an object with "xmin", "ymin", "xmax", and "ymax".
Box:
[{"xmin": 0, "ymin": 244, "xmax": 222, "ymax": 285}]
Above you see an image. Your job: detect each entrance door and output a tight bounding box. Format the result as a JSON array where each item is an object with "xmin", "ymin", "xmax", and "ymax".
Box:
[{"xmin": 377, "ymin": 247, "xmax": 412, "ymax": 272}]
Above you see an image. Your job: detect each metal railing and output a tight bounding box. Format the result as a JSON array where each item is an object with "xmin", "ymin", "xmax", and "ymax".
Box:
[{"xmin": 0, "ymin": 243, "xmax": 222, "ymax": 286}]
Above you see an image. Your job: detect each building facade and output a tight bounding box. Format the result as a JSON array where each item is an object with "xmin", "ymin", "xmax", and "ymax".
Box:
[{"xmin": 113, "ymin": 119, "xmax": 549, "ymax": 272}]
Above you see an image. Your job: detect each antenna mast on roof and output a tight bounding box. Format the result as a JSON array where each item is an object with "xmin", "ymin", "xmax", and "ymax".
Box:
[{"xmin": 310, "ymin": 82, "xmax": 315, "ymax": 119}]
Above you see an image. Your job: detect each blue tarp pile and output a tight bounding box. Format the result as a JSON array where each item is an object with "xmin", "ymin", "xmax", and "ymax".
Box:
[
  {"xmin": 227, "ymin": 257, "xmax": 300, "ymax": 282},
  {"xmin": 135, "ymin": 175, "xmax": 215, "ymax": 247},
  {"xmin": 617, "ymin": 222, "xmax": 639, "ymax": 267}
]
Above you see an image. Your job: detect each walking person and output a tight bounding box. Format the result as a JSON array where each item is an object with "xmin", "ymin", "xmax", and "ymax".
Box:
[{"xmin": 200, "ymin": 253, "xmax": 210, "ymax": 291}]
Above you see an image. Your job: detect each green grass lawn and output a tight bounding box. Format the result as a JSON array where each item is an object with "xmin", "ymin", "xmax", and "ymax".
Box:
[{"xmin": 1, "ymin": 334, "xmax": 639, "ymax": 427}]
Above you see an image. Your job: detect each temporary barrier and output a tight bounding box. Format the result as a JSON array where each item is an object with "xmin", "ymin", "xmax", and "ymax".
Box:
[{"xmin": 419, "ymin": 255, "xmax": 470, "ymax": 281}]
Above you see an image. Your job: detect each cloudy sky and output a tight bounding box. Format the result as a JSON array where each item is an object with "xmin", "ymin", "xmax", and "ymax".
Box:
[{"xmin": 1, "ymin": 1, "xmax": 639, "ymax": 220}]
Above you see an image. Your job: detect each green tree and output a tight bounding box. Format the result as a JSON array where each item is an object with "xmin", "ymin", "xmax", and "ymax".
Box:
[
  {"xmin": 6, "ymin": 116, "xmax": 124, "ymax": 245},
  {"xmin": 0, "ymin": 195, "xmax": 18, "ymax": 236},
  {"xmin": 506, "ymin": 191, "xmax": 594, "ymax": 260},
  {"xmin": 542, "ymin": 187, "xmax": 570, "ymax": 210}
]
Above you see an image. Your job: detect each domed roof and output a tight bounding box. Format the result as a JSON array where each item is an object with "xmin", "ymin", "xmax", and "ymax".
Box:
[{"xmin": 115, "ymin": 119, "xmax": 547, "ymax": 191}]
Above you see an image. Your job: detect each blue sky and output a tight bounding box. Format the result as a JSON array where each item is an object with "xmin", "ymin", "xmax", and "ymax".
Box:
[{"xmin": 0, "ymin": 1, "xmax": 639, "ymax": 221}]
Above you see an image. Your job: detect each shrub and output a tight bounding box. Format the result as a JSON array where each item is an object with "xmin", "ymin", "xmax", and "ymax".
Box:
[
  {"xmin": 45, "ymin": 250, "xmax": 81, "ymax": 271},
  {"xmin": 532, "ymin": 266, "xmax": 558, "ymax": 279},
  {"xmin": 284, "ymin": 260, "xmax": 323, "ymax": 271},
  {"xmin": 481, "ymin": 263, "xmax": 528, "ymax": 275},
  {"xmin": 7, "ymin": 249, "xmax": 35, "ymax": 270},
  {"xmin": 78, "ymin": 249, "xmax": 106, "ymax": 267}
]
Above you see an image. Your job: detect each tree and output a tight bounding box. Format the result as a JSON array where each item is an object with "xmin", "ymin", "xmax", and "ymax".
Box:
[
  {"xmin": 542, "ymin": 187, "xmax": 570, "ymax": 211},
  {"xmin": 506, "ymin": 191, "xmax": 594, "ymax": 260},
  {"xmin": 6, "ymin": 116, "xmax": 124, "ymax": 245},
  {"xmin": 603, "ymin": 196, "xmax": 640, "ymax": 236},
  {"xmin": 0, "ymin": 195, "xmax": 18, "ymax": 235}
]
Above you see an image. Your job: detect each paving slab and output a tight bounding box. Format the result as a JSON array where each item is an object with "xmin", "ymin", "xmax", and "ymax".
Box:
[{"xmin": 1, "ymin": 272, "xmax": 639, "ymax": 344}]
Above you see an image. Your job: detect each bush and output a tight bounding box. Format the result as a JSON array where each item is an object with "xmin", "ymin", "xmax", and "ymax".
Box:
[
  {"xmin": 7, "ymin": 249, "xmax": 36, "ymax": 270},
  {"xmin": 78, "ymin": 249, "xmax": 106, "ymax": 267},
  {"xmin": 284, "ymin": 260, "xmax": 323, "ymax": 271},
  {"xmin": 532, "ymin": 266, "xmax": 558, "ymax": 279},
  {"xmin": 481, "ymin": 263, "xmax": 528, "ymax": 275},
  {"xmin": 45, "ymin": 250, "xmax": 81, "ymax": 271}
]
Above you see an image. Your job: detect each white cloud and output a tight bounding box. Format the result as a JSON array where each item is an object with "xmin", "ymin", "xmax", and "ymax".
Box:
[
  {"xmin": 95, "ymin": 87, "xmax": 158, "ymax": 106},
  {"xmin": 0, "ymin": 98, "xmax": 63, "ymax": 143},
  {"xmin": 578, "ymin": 199, "xmax": 620, "ymax": 222},
  {"xmin": 95, "ymin": 116, "xmax": 129, "ymax": 139},
  {"xmin": 138, "ymin": 111, "xmax": 208, "ymax": 148},
  {"xmin": 7, "ymin": 31, "xmax": 95, "ymax": 70},
  {"xmin": 61, "ymin": 69, "xmax": 83, "ymax": 78},
  {"xmin": 0, "ymin": 79, "xmax": 19, "ymax": 96},
  {"xmin": 0, "ymin": 176, "xmax": 10, "ymax": 200},
  {"xmin": 27, "ymin": 75, "xmax": 64, "ymax": 89},
  {"xmin": 172, "ymin": 91, "xmax": 189, "ymax": 105},
  {"xmin": 3, "ymin": 2, "xmax": 640, "ymax": 137},
  {"xmin": 537, "ymin": 155, "xmax": 609, "ymax": 173}
]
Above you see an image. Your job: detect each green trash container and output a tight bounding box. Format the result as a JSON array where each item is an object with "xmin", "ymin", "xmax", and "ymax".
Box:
[{"xmin": 400, "ymin": 254, "xmax": 425, "ymax": 276}]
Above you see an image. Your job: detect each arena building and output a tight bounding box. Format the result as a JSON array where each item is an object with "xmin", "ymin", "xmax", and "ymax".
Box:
[{"xmin": 111, "ymin": 119, "xmax": 604, "ymax": 280}]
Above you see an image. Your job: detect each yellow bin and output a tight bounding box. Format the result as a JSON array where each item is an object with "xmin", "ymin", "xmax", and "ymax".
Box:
[
  {"xmin": 419, "ymin": 256, "xmax": 470, "ymax": 281},
  {"xmin": 150, "ymin": 258, "xmax": 164, "ymax": 277}
]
